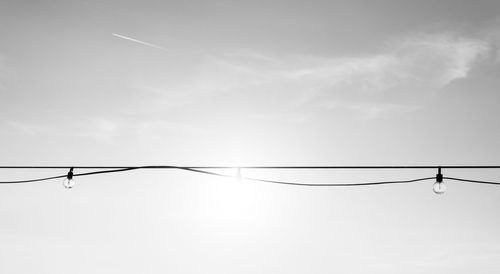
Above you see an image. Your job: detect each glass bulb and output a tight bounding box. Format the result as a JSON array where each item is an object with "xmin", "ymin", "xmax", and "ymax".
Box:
[
  {"xmin": 63, "ymin": 178, "xmax": 75, "ymax": 189},
  {"xmin": 433, "ymin": 181, "xmax": 446, "ymax": 194},
  {"xmin": 235, "ymin": 168, "xmax": 242, "ymax": 182}
]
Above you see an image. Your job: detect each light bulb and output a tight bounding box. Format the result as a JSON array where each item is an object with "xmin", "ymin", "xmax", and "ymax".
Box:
[
  {"xmin": 63, "ymin": 178, "xmax": 75, "ymax": 189},
  {"xmin": 63, "ymin": 167, "xmax": 75, "ymax": 189},
  {"xmin": 433, "ymin": 181, "xmax": 446, "ymax": 194},
  {"xmin": 433, "ymin": 167, "xmax": 445, "ymax": 194},
  {"xmin": 236, "ymin": 168, "xmax": 242, "ymax": 182}
]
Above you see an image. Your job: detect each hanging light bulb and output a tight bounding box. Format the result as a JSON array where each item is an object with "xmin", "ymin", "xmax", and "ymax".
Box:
[
  {"xmin": 236, "ymin": 167, "xmax": 242, "ymax": 182},
  {"xmin": 63, "ymin": 167, "xmax": 75, "ymax": 189},
  {"xmin": 433, "ymin": 167, "xmax": 446, "ymax": 194}
]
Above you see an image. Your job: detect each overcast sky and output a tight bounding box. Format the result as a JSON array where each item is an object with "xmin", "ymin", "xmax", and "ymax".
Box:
[{"xmin": 1, "ymin": 0, "xmax": 500, "ymax": 273}]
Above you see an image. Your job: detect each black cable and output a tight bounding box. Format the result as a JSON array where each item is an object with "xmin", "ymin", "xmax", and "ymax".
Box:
[
  {"xmin": 0, "ymin": 167, "xmax": 143, "ymax": 184},
  {"xmin": 2, "ymin": 165, "xmax": 500, "ymax": 169},
  {"xmin": 242, "ymin": 176, "xmax": 436, "ymax": 187},
  {"xmin": 0, "ymin": 174, "xmax": 67, "ymax": 184},
  {"xmin": 73, "ymin": 167, "xmax": 143, "ymax": 177},
  {"xmin": 444, "ymin": 176, "xmax": 500, "ymax": 186},
  {"xmin": 1, "ymin": 165, "xmax": 500, "ymax": 187},
  {"xmin": 0, "ymin": 166, "xmax": 435, "ymax": 186},
  {"xmin": 181, "ymin": 167, "xmax": 436, "ymax": 186}
]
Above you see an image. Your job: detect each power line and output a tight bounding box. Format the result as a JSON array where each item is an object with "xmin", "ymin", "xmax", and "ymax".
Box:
[
  {"xmin": 0, "ymin": 174, "xmax": 68, "ymax": 184},
  {"xmin": 444, "ymin": 176, "xmax": 500, "ymax": 186},
  {"xmin": 1, "ymin": 165, "xmax": 500, "ymax": 193},
  {"xmin": 189, "ymin": 167, "xmax": 436, "ymax": 186},
  {"xmin": 2, "ymin": 165, "xmax": 500, "ymax": 169}
]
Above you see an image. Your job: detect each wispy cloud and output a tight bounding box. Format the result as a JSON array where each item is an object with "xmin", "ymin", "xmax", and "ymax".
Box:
[
  {"xmin": 211, "ymin": 32, "xmax": 488, "ymax": 93},
  {"xmin": 112, "ymin": 33, "xmax": 168, "ymax": 51},
  {"xmin": 389, "ymin": 32, "xmax": 490, "ymax": 85},
  {"xmin": 152, "ymin": 31, "xmax": 491, "ymax": 118}
]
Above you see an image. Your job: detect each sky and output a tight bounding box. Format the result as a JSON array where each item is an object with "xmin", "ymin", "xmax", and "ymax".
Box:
[{"xmin": 1, "ymin": 0, "xmax": 500, "ymax": 273}]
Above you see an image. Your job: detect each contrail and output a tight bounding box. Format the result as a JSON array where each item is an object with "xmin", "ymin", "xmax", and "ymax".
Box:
[{"xmin": 112, "ymin": 33, "xmax": 168, "ymax": 51}]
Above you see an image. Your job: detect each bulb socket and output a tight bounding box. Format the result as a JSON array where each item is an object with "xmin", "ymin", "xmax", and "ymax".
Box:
[
  {"xmin": 436, "ymin": 173, "xmax": 443, "ymax": 182},
  {"xmin": 67, "ymin": 167, "xmax": 74, "ymax": 180},
  {"xmin": 436, "ymin": 167, "xmax": 443, "ymax": 182}
]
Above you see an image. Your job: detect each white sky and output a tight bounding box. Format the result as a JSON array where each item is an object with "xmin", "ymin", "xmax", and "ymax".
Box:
[{"xmin": 1, "ymin": 0, "xmax": 500, "ymax": 273}]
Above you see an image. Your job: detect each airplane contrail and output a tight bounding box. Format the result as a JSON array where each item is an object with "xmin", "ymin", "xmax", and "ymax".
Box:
[{"xmin": 112, "ymin": 33, "xmax": 168, "ymax": 51}]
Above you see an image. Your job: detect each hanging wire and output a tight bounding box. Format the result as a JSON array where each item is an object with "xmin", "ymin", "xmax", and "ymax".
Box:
[
  {"xmin": 444, "ymin": 176, "xmax": 500, "ymax": 186},
  {"xmin": 182, "ymin": 167, "xmax": 436, "ymax": 186},
  {"xmin": 0, "ymin": 174, "xmax": 68, "ymax": 184},
  {"xmin": 0, "ymin": 165, "xmax": 500, "ymax": 186}
]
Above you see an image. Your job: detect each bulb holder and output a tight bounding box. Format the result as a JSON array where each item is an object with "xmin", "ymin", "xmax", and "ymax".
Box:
[
  {"xmin": 433, "ymin": 167, "xmax": 445, "ymax": 194},
  {"xmin": 436, "ymin": 173, "xmax": 443, "ymax": 183},
  {"xmin": 67, "ymin": 168, "xmax": 74, "ymax": 180},
  {"xmin": 63, "ymin": 168, "xmax": 75, "ymax": 189}
]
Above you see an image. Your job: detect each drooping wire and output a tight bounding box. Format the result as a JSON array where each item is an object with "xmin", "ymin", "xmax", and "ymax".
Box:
[
  {"xmin": 74, "ymin": 167, "xmax": 142, "ymax": 177},
  {"xmin": 243, "ymin": 176, "xmax": 436, "ymax": 186},
  {"xmin": 0, "ymin": 174, "xmax": 68, "ymax": 184},
  {"xmin": 182, "ymin": 167, "xmax": 436, "ymax": 186},
  {"xmin": 444, "ymin": 176, "xmax": 500, "ymax": 186},
  {"xmin": 0, "ymin": 167, "xmax": 143, "ymax": 184},
  {"xmin": 2, "ymin": 165, "xmax": 500, "ymax": 187}
]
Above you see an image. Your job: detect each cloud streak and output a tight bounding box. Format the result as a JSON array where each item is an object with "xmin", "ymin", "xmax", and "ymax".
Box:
[
  {"xmin": 155, "ymin": 31, "xmax": 491, "ymax": 118},
  {"xmin": 112, "ymin": 33, "xmax": 168, "ymax": 51},
  {"xmin": 389, "ymin": 32, "xmax": 490, "ymax": 86}
]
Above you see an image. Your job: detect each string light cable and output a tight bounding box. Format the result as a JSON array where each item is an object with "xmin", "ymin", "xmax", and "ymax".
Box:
[{"xmin": 1, "ymin": 165, "xmax": 500, "ymax": 193}]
